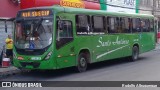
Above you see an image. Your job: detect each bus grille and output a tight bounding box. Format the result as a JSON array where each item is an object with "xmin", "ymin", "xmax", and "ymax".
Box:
[{"xmin": 20, "ymin": 62, "xmax": 40, "ymax": 68}]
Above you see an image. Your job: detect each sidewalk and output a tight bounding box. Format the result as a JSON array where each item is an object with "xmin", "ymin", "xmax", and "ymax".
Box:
[
  {"xmin": 156, "ymin": 43, "xmax": 160, "ymax": 50},
  {"xmin": 0, "ymin": 65, "xmax": 21, "ymax": 79}
]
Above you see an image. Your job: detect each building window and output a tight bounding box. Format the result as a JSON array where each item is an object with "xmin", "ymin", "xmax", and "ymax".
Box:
[
  {"xmin": 158, "ymin": 0, "xmax": 160, "ymax": 8},
  {"xmin": 139, "ymin": 0, "xmax": 152, "ymax": 7}
]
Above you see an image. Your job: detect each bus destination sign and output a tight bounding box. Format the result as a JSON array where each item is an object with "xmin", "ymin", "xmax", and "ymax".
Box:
[{"xmin": 21, "ymin": 10, "xmax": 51, "ymax": 18}]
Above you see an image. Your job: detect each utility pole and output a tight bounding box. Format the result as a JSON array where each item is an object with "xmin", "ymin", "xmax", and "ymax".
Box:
[{"xmin": 152, "ymin": 0, "xmax": 155, "ymax": 15}]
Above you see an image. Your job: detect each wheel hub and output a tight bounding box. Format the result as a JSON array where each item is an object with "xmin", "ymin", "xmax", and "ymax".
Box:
[{"xmin": 80, "ymin": 58, "xmax": 86, "ymax": 67}]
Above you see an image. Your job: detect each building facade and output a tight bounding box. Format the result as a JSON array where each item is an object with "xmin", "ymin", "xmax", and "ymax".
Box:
[
  {"xmin": 153, "ymin": 0, "xmax": 160, "ymax": 32},
  {"xmin": 0, "ymin": 0, "xmax": 20, "ymax": 56},
  {"xmin": 0, "ymin": 0, "xmax": 20, "ymax": 19},
  {"xmin": 139, "ymin": 0, "xmax": 153, "ymax": 15}
]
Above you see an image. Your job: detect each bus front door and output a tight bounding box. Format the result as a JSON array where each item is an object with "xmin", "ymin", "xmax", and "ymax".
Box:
[{"xmin": 56, "ymin": 20, "xmax": 75, "ymax": 69}]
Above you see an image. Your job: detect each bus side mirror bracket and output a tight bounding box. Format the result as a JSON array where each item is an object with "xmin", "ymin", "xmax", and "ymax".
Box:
[
  {"xmin": 57, "ymin": 20, "xmax": 64, "ymax": 42},
  {"xmin": 5, "ymin": 21, "xmax": 7, "ymax": 33},
  {"xmin": 58, "ymin": 20, "xmax": 64, "ymax": 30}
]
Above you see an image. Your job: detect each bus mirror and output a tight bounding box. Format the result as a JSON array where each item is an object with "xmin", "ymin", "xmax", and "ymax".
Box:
[
  {"xmin": 58, "ymin": 20, "xmax": 64, "ymax": 30},
  {"xmin": 5, "ymin": 21, "xmax": 7, "ymax": 33},
  {"xmin": 57, "ymin": 20, "xmax": 65, "ymax": 41},
  {"xmin": 57, "ymin": 33, "xmax": 60, "ymax": 41}
]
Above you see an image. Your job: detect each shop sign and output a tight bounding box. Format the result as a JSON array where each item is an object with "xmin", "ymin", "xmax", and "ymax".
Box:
[{"xmin": 60, "ymin": 0, "xmax": 85, "ymax": 8}]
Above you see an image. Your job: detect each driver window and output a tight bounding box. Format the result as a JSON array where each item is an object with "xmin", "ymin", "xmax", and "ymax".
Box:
[
  {"xmin": 58, "ymin": 21, "xmax": 73, "ymax": 38},
  {"xmin": 56, "ymin": 20, "xmax": 73, "ymax": 49}
]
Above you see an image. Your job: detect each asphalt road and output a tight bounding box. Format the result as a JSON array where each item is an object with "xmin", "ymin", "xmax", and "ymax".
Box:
[{"xmin": 1, "ymin": 48, "xmax": 160, "ymax": 90}]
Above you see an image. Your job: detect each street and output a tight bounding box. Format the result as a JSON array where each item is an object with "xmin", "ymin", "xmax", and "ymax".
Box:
[
  {"xmin": 2, "ymin": 49, "xmax": 160, "ymax": 81},
  {"xmin": 1, "ymin": 48, "xmax": 160, "ymax": 90}
]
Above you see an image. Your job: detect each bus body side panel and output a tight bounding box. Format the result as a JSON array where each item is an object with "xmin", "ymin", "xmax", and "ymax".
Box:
[
  {"xmin": 90, "ymin": 34, "xmax": 133, "ymax": 62},
  {"xmin": 74, "ymin": 36, "xmax": 92, "ymax": 62},
  {"xmin": 140, "ymin": 32, "xmax": 155, "ymax": 53}
]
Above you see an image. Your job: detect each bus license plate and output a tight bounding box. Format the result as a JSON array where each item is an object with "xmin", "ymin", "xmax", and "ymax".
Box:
[{"xmin": 31, "ymin": 57, "xmax": 41, "ymax": 60}]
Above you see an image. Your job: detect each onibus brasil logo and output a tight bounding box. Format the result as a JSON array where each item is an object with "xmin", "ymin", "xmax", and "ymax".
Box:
[{"xmin": 1, "ymin": 82, "xmax": 42, "ymax": 87}]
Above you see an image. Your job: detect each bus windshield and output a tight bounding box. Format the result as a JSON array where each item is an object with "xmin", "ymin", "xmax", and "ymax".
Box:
[{"xmin": 15, "ymin": 18, "xmax": 53, "ymax": 49}]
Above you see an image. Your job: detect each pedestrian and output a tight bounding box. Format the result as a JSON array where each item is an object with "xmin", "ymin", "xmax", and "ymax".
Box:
[{"xmin": 5, "ymin": 34, "xmax": 13, "ymax": 64}]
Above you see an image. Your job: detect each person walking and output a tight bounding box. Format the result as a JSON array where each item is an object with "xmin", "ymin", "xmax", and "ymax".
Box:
[{"xmin": 5, "ymin": 34, "xmax": 13, "ymax": 64}]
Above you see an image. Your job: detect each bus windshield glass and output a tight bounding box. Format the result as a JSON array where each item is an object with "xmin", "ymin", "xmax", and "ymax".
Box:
[{"xmin": 15, "ymin": 18, "xmax": 53, "ymax": 49}]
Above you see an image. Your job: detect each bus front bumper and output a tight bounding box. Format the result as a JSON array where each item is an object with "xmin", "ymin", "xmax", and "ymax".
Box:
[{"xmin": 13, "ymin": 59, "xmax": 57, "ymax": 70}]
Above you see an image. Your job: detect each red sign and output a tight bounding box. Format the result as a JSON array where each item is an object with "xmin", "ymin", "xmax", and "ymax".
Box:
[
  {"xmin": 20, "ymin": 0, "xmax": 100, "ymax": 10},
  {"xmin": 0, "ymin": 0, "xmax": 20, "ymax": 18}
]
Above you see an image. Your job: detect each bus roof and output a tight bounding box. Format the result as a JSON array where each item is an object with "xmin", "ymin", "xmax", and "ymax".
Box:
[{"xmin": 20, "ymin": 5, "xmax": 154, "ymax": 19}]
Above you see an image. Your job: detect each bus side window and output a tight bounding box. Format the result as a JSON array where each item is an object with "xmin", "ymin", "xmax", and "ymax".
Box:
[
  {"xmin": 132, "ymin": 18, "xmax": 136, "ymax": 32},
  {"xmin": 124, "ymin": 18, "xmax": 130, "ymax": 33},
  {"xmin": 108, "ymin": 17, "xmax": 116, "ymax": 33},
  {"xmin": 137, "ymin": 18, "xmax": 141, "ymax": 32},
  {"xmin": 150, "ymin": 19, "xmax": 154, "ymax": 32},
  {"xmin": 132, "ymin": 18, "xmax": 141, "ymax": 33},
  {"xmin": 92, "ymin": 16, "xmax": 105, "ymax": 33},
  {"xmin": 106, "ymin": 17, "xmax": 110, "ymax": 33},
  {"xmin": 119, "ymin": 17, "xmax": 126, "ymax": 33},
  {"xmin": 141, "ymin": 19, "xmax": 147, "ymax": 32},
  {"xmin": 145, "ymin": 19, "xmax": 150, "ymax": 32},
  {"xmin": 115, "ymin": 17, "xmax": 120, "ymax": 33},
  {"xmin": 76, "ymin": 15, "xmax": 90, "ymax": 35}
]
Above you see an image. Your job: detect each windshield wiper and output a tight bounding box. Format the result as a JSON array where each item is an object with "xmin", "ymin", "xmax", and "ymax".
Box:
[{"xmin": 34, "ymin": 18, "xmax": 43, "ymax": 31}]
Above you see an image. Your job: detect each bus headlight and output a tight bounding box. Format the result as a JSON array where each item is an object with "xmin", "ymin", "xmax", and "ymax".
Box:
[{"xmin": 45, "ymin": 51, "xmax": 52, "ymax": 60}]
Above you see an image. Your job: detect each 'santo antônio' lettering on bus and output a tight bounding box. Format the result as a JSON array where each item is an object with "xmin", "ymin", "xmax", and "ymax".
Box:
[
  {"xmin": 97, "ymin": 37, "xmax": 111, "ymax": 47},
  {"xmin": 21, "ymin": 10, "xmax": 50, "ymax": 17},
  {"xmin": 97, "ymin": 37, "xmax": 129, "ymax": 48}
]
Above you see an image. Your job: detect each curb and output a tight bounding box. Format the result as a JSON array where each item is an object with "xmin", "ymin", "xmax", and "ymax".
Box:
[{"xmin": 154, "ymin": 44, "xmax": 160, "ymax": 50}]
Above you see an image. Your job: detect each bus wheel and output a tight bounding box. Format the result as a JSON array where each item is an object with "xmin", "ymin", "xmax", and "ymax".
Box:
[
  {"xmin": 77, "ymin": 53, "xmax": 87, "ymax": 72},
  {"xmin": 131, "ymin": 46, "xmax": 139, "ymax": 61}
]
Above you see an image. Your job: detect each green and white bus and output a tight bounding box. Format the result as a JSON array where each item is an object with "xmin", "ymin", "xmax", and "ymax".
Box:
[{"xmin": 13, "ymin": 5, "xmax": 155, "ymax": 72}]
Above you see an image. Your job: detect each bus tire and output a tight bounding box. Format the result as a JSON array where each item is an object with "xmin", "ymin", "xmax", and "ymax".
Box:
[
  {"xmin": 77, "ymin": 53, "xmax": 87, "ymax": 72},
  {"xmin": 130, "ymin": 46, "xmax": 139, "ymax": 61}
]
